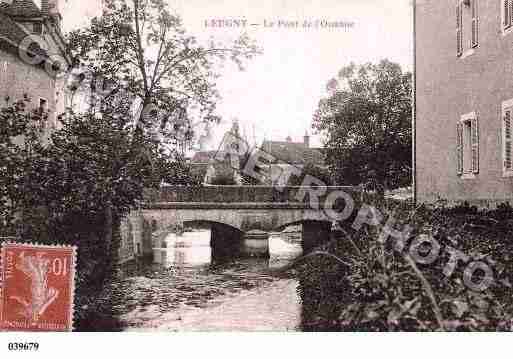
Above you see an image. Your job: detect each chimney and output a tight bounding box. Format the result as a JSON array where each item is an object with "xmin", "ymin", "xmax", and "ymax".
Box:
[{"xmin": 304, "ymin": 131, "xmax": 310, "ymax": 148}]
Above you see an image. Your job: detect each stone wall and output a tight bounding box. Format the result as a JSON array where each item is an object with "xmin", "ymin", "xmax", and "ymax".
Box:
[
  {"xmin": 150, "ymin": 185, "xmax": 358, "ymax": 205},
  {"xmin": 118, "ymin": 211, "xmax": 145, "ymax": 263}
]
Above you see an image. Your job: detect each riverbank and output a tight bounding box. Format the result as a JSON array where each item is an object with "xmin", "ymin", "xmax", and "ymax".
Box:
[{"xmin": 296, "ymin": 202, "xmax": 513, "ymax": 331}]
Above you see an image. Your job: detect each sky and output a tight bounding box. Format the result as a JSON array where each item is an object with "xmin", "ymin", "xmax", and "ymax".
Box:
[{"xmin": 62, "ymin": 0, "xmax": 413, "ymax": 150}]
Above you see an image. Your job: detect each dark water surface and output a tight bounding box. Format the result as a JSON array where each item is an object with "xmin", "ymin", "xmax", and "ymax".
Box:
[{"xmin": 102, "ymin": 230, "xmax": 304, "ymax": 331}]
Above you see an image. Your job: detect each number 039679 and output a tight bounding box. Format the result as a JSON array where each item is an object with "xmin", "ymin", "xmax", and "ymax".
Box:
[{"xmin": 8, "ymin": 342, "xmax": 40, "ymax": 351}]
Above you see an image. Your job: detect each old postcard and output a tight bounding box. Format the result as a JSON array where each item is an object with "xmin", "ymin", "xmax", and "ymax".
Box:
[{"xmin": 0, "ymin": 0, "xmax": 511, "ymax": 357}]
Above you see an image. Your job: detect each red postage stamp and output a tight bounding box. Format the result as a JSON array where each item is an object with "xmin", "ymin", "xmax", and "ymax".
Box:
[{"xmin": 0, "ymin": 243, "xmax": 77, "ymax": 332}]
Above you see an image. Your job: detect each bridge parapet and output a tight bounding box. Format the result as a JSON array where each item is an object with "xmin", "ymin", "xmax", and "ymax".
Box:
[{"xmin": 146, "ymin": 185, "xmax": 360, "ymax": 205}]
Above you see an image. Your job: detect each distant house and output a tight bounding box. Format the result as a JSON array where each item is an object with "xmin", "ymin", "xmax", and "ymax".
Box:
[
  {"xmin": 415, "ymin": 0, "xmax": 513, "ymax": 205},
  {"xmin": 191, "ymin": 150, "xmax": 218, "ymax": 165},
  {"xmin": 190, "ymin": 128, "xmax": 326, "ymax": 186},
  {"xmin": 190, "ymin": 122, "xmax": 243, "ymax": 185},
  {"xmin": 0, "ymin": 0, "xmax": 70, "ymax": 140},
  {"xmin": 189, "ymin": 151, "xmax": 216, "ymax": 184},
  {"xmin": 260, "ymin": 133, "xmax": 325, "ymax": 186}
]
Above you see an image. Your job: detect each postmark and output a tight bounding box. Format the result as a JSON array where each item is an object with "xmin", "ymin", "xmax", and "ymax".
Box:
[{"xmin": 0, "ymin": 243, "xmax": 77, "ymax": 332}]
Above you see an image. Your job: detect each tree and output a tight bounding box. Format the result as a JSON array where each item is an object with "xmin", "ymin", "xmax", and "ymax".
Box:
[
  {"xmin": 313, "ymin": 60, "xmax": 412, "ymax": 195},
  {"xmin": 2, "ymin": 0, "xmax": 259, "ymax": 328},
  {"xmin": 0, "ymin": 97, "xmax": 179, "ymax": 328},
  {"xmin": 67, "ymin": 0, "xmax": 260, "ymax": 146},
  {"xmin": 63, "ymin": 0, "xmax": 259, "ymax": 262}
]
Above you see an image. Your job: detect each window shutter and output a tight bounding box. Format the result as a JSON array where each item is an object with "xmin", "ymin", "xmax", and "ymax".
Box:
[
  {"xmin": 505, "ymin": 0, "xmax": 512, "ymax": 28},
  {"xmin": 510, "ymin": 0, "xmax": 513, "ymax": 27},
  {"xmin": 471, "ymin": 117, "xmax": 479, "ymax": 174},
  {"xmin": 471, "ymin": 0, "xmax": 478, "ymax": 47},
  {"xmin": 504, "ymin": 110, "xmax": 512, "ymax": 171},
  {"xmin": 457, "ymin": 123, "xmax": 463, "ymax": 175},
  {"xmin": 457, "ymin": 3, "xmax": 462, "ymax": 55}
]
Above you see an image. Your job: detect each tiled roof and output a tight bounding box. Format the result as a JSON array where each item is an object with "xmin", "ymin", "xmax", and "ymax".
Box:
[
  {"xmin": 0, "ymin": 12, "xmax": 27, "ymax": 43},
  {"xmin": 261, "ymin": 140, "xmax": 325, "ymax": 165},
  {"xmin": 0, "ymin": 0, "xmax": 43, "ymax": 18}
]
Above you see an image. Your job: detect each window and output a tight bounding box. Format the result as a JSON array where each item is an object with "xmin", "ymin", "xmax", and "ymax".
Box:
[
  {"xmin": 457, "ymin": 2, "xmax": 463, "ymax": 55},
  {"xmin": 457, "ymin": 112, "xmax": 479, "ymax": 176},
  {"xmin": 32, "ymin": 22, "xmax": 43, "ymax": 35},
  {"xmin": 1, "ymin": 61, "xmax": 8, "ymax": 75},
  {"xmin": 471, "ymin": 0, "xmax": 478, "ymax": 47},
  {"xmin": 39, "ymin": 98, "xmax": 48, "ymax": 114},
  {"xmin": 503, "ymin": 0, "xmax": 513, "ymax": 32},
  {"xmin": 502, "ymin": 99, "xmax": 513, "ymax": 176},
  {"xmin": 456, "ymin": 0, "xmax": 479, "ymax": 57}
]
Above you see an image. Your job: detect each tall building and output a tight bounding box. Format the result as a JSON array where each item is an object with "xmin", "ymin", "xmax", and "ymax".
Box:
[
  {"xmin": 416, "ymin": 0, "xmax": 513, "ymax": 205},
  {"xmin": 0, "ymin": 0, "xmax": 70, "ymax": 138}
]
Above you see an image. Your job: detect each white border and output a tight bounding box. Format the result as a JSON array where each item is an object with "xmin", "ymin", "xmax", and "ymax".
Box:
[{"xmin": 0, "ymin": 242, "xmax": 78, "ymax": 332}]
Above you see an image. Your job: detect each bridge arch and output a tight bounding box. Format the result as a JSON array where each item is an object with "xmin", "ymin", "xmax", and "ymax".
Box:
[
  {"xmin": 182, "ymin": 220, "xmax": 244, "ymax": 235},
  {"xmin": 273, "ymin": 219, "xmax": 333, "ymax": 252},
  {"xmin": 273, "ymin": 219, "xmax": 332, "ymax": 232}
]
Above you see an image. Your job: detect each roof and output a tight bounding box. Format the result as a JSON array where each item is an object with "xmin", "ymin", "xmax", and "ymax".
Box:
[
  {"xmin": 0, "ymin": 0, "xmax": 69, "ymax": 68},
  {"xmin": 0, "ymin": 0, "xmax": 43, "ymax": 18},
  {"xmin": 191, "ymin": 150, "xmax": 218, "ymax": 163},
  {"xmin": 0, "ymin": 11, "xmax": 48, "ymax": 59},
  {"xmin": 261, "ymin": 140, "xmax": 325, "ymax": 165}
]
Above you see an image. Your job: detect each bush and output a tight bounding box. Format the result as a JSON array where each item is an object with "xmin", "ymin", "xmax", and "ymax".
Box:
[
  {"xmin": 296, "ymin": 200, "xmax": 513, "ymax": 331},
  {"xmin": 288, "ymin": 163, "xmax": 334, "ymax": 186},
  {"xmin": 210, "ymin": 173, "xmax": 237, "ymax": 186}
]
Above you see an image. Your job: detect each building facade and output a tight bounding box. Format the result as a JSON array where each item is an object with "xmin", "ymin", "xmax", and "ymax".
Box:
[
  {"xmin": 190, "ymin": 121, "xmax": 243, "ymax": 185},
  {"xmin": 416, "ymin": 0, "xmax": 513, "ymax": 205},
  {"xmin": 0, "ymin": 0, "xmax": 70, "ymax": 140},
  {"xmin": 261, "ymin": 134, "xmax": 325, "ymax": 186}
]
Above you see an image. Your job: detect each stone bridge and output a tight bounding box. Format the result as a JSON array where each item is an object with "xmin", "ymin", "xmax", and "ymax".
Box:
[{"xmin": 127, "ymin": 185, "xmax": 360, "ymax": 259}]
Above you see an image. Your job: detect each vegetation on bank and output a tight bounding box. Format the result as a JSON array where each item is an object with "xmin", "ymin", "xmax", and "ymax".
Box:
[{"xmin": 297, "ymin": 198, "xmax": 513, "ymax": 331}]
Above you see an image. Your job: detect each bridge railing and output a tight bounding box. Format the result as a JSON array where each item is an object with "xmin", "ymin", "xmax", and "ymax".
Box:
[{"xmin": 146, "ymin": 185, "xmax": 360, "ymax": 204}]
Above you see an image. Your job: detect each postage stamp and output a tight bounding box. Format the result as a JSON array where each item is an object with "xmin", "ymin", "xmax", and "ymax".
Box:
[{"xmin": 0, "ymin": 243, "xmax": 77, "ymax": 332}]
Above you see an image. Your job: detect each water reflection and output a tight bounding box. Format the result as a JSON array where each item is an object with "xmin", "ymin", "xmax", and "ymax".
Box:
[
  {"xmin": 153, "ymin": 228, "xmax": 303, "ymax": 269},
  {"xmin": 154, "ymin": 230, "xmax": 212, "ymax": 268},
  {"xmin": 99, "ymin": 227, "xmax": 305, "ymax": 331}
]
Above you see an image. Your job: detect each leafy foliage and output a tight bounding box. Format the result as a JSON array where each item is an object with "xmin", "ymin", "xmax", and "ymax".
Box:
[
  {"xmin": 313, "ymin": 60, "xmax": 412, "ymax": 193},
  {"xmin": 297, "ymin": 199, "xmax": 513, "ymax": 331},
  {"xmin": 2, "ymin": 0, "xmax": 260, "ymax": 330},
  {"xmin": 0, "ymin": 99, "xmax": 179, "ymax": 328},
  {"xmin": 288, "ymin": 163, "xmax": 333, "ymax": 186},
  {"xmin": 210, "ymin": 173, "xmax": 237, "ymax": 186},
  {"xmin": 66, "ymin": 0, "xmax": 260, "ymax": 148}
]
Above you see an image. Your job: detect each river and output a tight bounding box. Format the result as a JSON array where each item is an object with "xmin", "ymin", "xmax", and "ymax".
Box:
[{"xmin": 104, "ymin": 229, "xmax": 305, "ymax": 331}]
